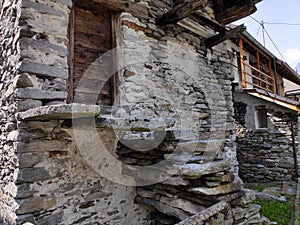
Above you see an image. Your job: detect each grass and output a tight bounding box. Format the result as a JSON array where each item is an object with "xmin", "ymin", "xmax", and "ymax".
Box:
[
  {"xmin": 297, "ymin": 190, "xmax": 300, "ymax": 223},
  {"xmin": 245, "ymin": 182, "xmax": 280, "ymax": 192},
  {"xmin": 254, "ymin": 195, "xmax": 294, "ymax": 225}
]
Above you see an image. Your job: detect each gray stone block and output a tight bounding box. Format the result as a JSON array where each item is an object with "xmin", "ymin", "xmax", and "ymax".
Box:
[
  {"xmin": 19, "ymin": 60, "xmax": 68, "ymax": 80},
  {"xmin": 17, "ymin": 167, "xmax": 51, "ymax": 183},
  {"xmin": 16, "ymin": 88, "xmax": 67, "ymax": 100},
  {"xmin": 17, "ymin": 99, "xmax": 42, "ymax": 111},
  {"xmin": 19, "ymin": 38, "xmax": 67, "ymax": 56},
  {"xmin": 22, "ymin": 0, "xmax": 66, "ymax": 16}
]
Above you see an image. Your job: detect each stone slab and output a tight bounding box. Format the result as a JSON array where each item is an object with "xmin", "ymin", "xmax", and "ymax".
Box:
[
  {"xmin": 15, "ymin": 88, "xmax": 67, "ymax": 100},
  {"xmin": 17, "ymin": 104, "xmax": 101, "ymax": 121},
  {"xmin": 19, "ymin": 60, "xmax": 68, "ymax": 79},
  {"xmin": 178, "ymin": 158, "xmax": 231, "ymax": 179}
]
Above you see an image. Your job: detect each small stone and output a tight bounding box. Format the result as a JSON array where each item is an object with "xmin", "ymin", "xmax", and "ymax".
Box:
[
  {"xmin": 5, "ymin": 122, "xmax": 16, "ymax": 132},
  {"xmin": 17, "ymin": 196, "xmax": 56, "ymax": 215},
  {"xmin": 17, "ymin": 99, "xmax": 42, "ymax": 111},
  {"xmin": 16, "ymin": 74, "xmax": 34, "ymax": 88},
  {"xmin": 124, "ymin": 70, "xmax": 136, "ymax": 77}
]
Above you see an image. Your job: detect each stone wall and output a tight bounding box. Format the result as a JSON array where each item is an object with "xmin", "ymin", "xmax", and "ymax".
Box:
[
  {"xmin": 10, "ymin": 105, "xmax": 153, "ymax": 225},
  {"xmin": 0, "ymin": 0, "xmax": 22, "ymax": 224},
  {"xmin": 16, "ymin": 0, "xmax": 71, "ymax": 110},
  {"xmin": 234, "ymin": 100, "xmax": 298, "ymax": 183},
  {"xmin": 0, "ymin": 0, "xmax": 270, "ymax": 224},
  {"xmin": 12, "ymin": 104, "xmax": 269, "ymax": 225}
]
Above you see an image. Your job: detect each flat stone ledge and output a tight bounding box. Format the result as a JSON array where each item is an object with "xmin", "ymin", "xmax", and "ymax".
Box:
[
  {"xmin": 16, "ymin": 104, "xmax": 101, "ymax": 121},
  {"xmin": 96, "ymin": 115, "xmax": 176, "ymax": 131}
]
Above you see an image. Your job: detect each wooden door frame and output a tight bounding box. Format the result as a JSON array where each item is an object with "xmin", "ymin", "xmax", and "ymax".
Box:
[{"xmin": 67, "ymin": 3, "xmax": 119, "ymax": 106}]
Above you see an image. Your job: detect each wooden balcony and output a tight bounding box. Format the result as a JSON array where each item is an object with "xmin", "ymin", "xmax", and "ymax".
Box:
[
  {"xmin": 242, "ymin": 62, "xmax": 275, "ymax": 93},
  {"xmin": 239, "ymin": 36, "xmax": 276, "ymax": 94}
]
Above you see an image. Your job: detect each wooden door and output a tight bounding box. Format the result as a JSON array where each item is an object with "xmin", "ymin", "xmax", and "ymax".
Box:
[{"xmin": 68, "ymin": 4, "xmax": 116, "ymax": 105}]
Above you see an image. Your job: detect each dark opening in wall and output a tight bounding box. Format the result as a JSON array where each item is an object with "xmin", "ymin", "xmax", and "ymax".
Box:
[{"xmin": 255, "ymin": 105, "xmax": 268, "ymax": 128}]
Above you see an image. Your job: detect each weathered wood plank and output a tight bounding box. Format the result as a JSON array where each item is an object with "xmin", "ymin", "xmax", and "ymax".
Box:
[
  {"xmin": 74, "ymin": 32, "xmax": 111, "ymax": 52},
  {"xmin": 205, "ymin": 25, "xmax": 246, "ymax": 48},
  {"xmin": 74, "ymin": 91, "xmax": 112, "ymax": 105},
  {"xmin": 158, "ymin": 0, "xmax": 207, "ymax": 25},
  {"xmin": 215, "ymin": 0, "xmax": 256, "ymax": 24},
  {"xmin": 74, "ymin": 78, "xmax": 110, "ymax": 94},
  {"xmin": 75, "ymin": 8, "xmax": 111, "ymax": 37},
  {"xmin": 69, "ymin": 3, "xmax": 115, "ymax": 106},
  {"xmin": 74, "ymin": 46, "xmax": 112, "ymax": 66},
  {"xmin": 74, "ymin": 63, "xmax": 112, "ymax": 81},
  {"xmin": 78, "ymin": 0, "xmax": 149, "ymax": 19}
]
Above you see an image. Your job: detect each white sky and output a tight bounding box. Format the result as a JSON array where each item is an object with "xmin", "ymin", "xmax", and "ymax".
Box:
[{"xmin": 235, "ymin": 0, "xmax": 300, "ymax": 69}]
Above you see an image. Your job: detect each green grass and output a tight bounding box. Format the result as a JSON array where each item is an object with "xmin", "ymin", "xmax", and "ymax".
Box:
[
  {"xmin": 245, "ymin": 182, "xmax": 280, "ymax": 192},
  {"xmin": 254, "ymin": 196, "xmax": 293, "ymax": 225},
  {"xmin": 297, "ymin": 192, "xmax": 300, "ymax": 223}
]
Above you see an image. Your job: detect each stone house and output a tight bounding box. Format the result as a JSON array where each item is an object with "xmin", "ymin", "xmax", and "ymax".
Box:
[
  {"xmin": 227, "ymin": 30, "xmax": 300, "ymax": 183},
  {"xmin": 0, "ymin": 0, "xmax": 271, "ymax": 224}
]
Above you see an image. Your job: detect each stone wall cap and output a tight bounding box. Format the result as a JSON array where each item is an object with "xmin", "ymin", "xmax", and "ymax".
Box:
[{"xmin": 16, "ymin": 104, "xmax": 101, "ymax": 121}]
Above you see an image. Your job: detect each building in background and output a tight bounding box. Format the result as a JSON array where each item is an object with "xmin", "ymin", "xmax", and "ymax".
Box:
[{"xmin": 228, "ymin": 31, "xmax": 300, "ymax": 183}]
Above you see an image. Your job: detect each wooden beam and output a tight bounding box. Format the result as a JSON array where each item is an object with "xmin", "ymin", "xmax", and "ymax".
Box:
[
  {"xmin": 190, "ymin": 13, "xmax": 226, "ymax": 32},
  {"xmin": 205, "ymin": 25, "xmax": 246, "ymax": 48},
  {"xmin": 256, "ymin": 51, "xmax": 261, "ymax": 86},
  {"xmin": 78, "ymin": 0, "xmax": 149, "ymax": 19},
  {"xmin": 215, "ymin": 0, "xmax": 256, "ymax": 24},
  {"xmin": 158, "ymin": 0, "xmax": 207, "ymax": 26},
  {"xmin": 239, "ymin": 37, "xmax": 246, "ymax": 88},
  {"xmin": 213, "ymin": 0, "xmax": 224, "ymax": 12},
  {"xmin": 67, "ymin": 6, "xmax": 75, "ymax": 103}
]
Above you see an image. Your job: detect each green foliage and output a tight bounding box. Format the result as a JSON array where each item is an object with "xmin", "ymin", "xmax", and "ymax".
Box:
[{"xmin": 254, "ymin": 196, "xmax": 293, "ymax": 225}]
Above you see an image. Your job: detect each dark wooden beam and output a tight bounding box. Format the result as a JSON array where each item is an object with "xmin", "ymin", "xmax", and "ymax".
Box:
[
  {"xmin": 205, "ymin": 25, "xmax": 246, "ymax": 48},
  {"xmin": 215, "ymin": 0, "xmax": 256, "ymax": 24},
  {"xmin": 213, "ymin": 0, "xmax": 224, "ymax": 12},
  {"xmin": 158, "ymin": 0, "xmax": 207, "ymax": 25},
  {"xmin": 190, "ymin": 13, "xmax": 226, "ymax": 33},
  {"xmin": 81, "ymin": 0, "xmax": 149, "ymax": 19}
]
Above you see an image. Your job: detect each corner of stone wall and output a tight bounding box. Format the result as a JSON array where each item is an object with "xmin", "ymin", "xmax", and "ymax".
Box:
[
  {"xmin": 16, "ymin": 0, "xmax": 72, "ymax": 111},
  {"xmin": 1, "ymin": 0, "xmax": 73, "ymax": 224},
  {"xmin": 0, "ymin": 0, "xmax": 22, "ymax": 224}
]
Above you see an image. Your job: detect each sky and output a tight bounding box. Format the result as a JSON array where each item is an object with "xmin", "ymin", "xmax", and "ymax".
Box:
[{"xmin": 235, "ymin": 0, "xmax": 300, "ymax": 69}]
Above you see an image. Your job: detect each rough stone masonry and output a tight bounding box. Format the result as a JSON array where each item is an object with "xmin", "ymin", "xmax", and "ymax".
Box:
[{"xmin": 0, "ymin": 0, "xmax": 270, "ymax": 224}]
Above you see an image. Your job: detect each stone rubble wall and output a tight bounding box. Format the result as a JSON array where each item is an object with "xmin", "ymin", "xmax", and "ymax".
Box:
[
  {"xmin": 0, "ymin": 0, "xmax": 271, "ymax": 224},
  {"xmin": 235, "ymin": 101, "xmax": 298, "ymax": 183},
  {"xmin": 0, "ymin": 0, "xmax": 22, "ymax": 224},
  {"xmin": 112, "ymin": 5, "xmax": 268, "ymax": 225},
  {"xmin": 10, "ymin": 104, "xmax": 270, "ymax": 225},
  {"xmin": 16, "ymin": 0, "xmax": 72, "ymax": 110},
  {"xmin": 10, "ymin": 106, "xmax": 153, "ymax": 225}
]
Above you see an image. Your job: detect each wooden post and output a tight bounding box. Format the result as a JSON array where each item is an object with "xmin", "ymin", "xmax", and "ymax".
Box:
[
  {"xmin": 268, "ymin": 59, "xmax": 275, "ymax": 93},
  {"xmin": 111, "ymin": 14, "xmax": 119, "ymax": 105},
  {"xmin": 239, "ymin": 37, "xmax": 246, "ymax": 88},
  {"xmin": 67, "ymin": 6, "xmax": 75, "ymax": 103},
  {"xmin": 256, "ymin": 51, "xmax": 261, "ymax": 87}
]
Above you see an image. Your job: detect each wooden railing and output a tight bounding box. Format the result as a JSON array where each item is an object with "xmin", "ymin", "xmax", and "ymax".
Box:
[{"xmin": 243, "ymin": 63, "xmax": 275, "ymax": 93}]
